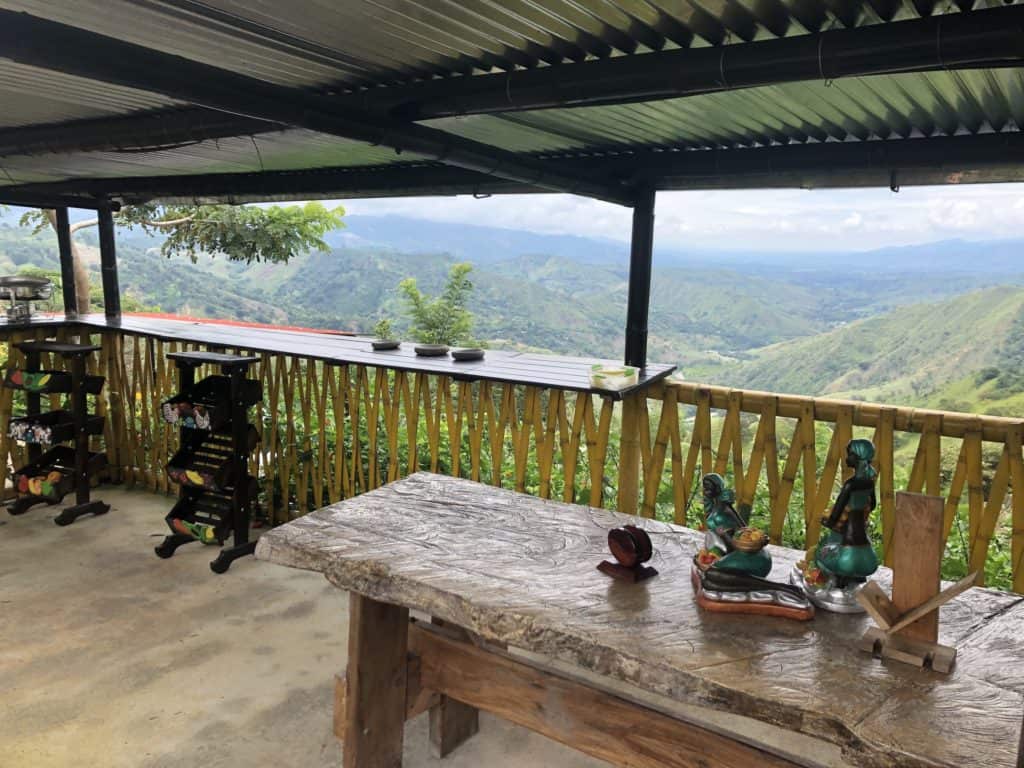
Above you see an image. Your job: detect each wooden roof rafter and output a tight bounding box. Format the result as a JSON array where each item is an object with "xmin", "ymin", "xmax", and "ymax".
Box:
[{"xmin": 0, "ymin": 10, "xmax": 634, "ymax": 207}]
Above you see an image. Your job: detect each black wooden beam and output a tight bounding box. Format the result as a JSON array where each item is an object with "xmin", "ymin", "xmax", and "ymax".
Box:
[
  {"xmin": 0, "ymin": 10, "xmax": 632, "ymax": 206},
  {"xmin": 350, "ymin": 5, "xmax": 1024, "ymax": 119},
  {"xmin": 4, "ymin": 132, "xmax": 1024, "ymax": 204},
  {"xmin": 624, "ymin": 188, "xmax": 655, "ymax": 369},
  {"xmin": 55, "ymin": 207, "xmax": 77, "ymax": 316},
  {"xmin": 583, "ymin": 132, "xmax": 1024, "ymax": 190},
  {"xmin": 97, "ymin": 206, "xmax": 120, "ymax": 319},
  {"xmin": 0, "ymin": 190, "xmax": 104, "ymax": 209},
  {"xmin": 0, "ymin": 108, "xmax": 281, "ymax": 158},
  {"xmin": 0, "ymin": 164, "xmax": 531, "ymax": 205}
]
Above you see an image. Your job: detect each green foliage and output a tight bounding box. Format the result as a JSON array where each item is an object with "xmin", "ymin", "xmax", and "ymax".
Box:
[
  {"xmin": 398, "ymin": 262, "xmax": 477, "ymax": 346},
  {"xmin": 373, "ymin": 318, "xmax": 394, "ymax": 340},
  {"xmin": 118, "ymin": 202, "xmax": 344, "ymax": 264},
  {"xmin": 19, "ymin": 202, "xmax": 345, "ymax": 265}
]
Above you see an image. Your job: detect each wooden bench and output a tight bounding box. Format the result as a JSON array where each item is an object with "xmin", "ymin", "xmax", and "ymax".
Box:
[{"xmin": 256, "ymin": 472, "xmax": 1024, "ymax": 768}]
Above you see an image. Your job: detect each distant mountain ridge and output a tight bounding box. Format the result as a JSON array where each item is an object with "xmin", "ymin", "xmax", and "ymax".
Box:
[
  {"xmin": 336, "ymin": 214, "xmax": 1024, "ymax": 274},
  {"xmin": 3, "ymin": 206, "xmax": 1023, "ymax": 274}
]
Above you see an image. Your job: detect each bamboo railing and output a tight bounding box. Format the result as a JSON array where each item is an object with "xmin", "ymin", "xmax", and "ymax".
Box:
[
  {"xmin": 634, "ymin": 382, "xmax": 1024, "ymax": 591},
  {"xmin": 1, "ymin": 326, "xmax": 1021, "ymax": 592}
]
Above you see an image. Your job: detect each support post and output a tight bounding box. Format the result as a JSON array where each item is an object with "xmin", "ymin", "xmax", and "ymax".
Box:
[
  {"xmin": 97, "ymin": 205, "xmax": 120, "ymax": 319},
  {"xmin": 54, "ymin": 207, "xmax": 77, "ymax": 317},
  {"xmin": 624, "ymin": 188, "xmax": 655, "ymax": 368},
  {"xmin": 618, "ymin": 392, "xmax": 643, "ymax": 515},
  {"xmin": 428, "ymin": 618, "xmax": 479, "ymax": 757},
  {"xmin": 344, "ymin": 594, "xmax": 409, "ymax": 768}
]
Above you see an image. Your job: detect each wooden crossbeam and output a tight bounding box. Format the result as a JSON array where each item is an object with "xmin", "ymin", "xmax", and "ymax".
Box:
[{"xmin": 406, "ymin": 621, "xmax": 801, "ymax": 768}]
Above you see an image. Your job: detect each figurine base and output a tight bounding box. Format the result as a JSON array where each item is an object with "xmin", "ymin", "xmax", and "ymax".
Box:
[
  {"xmin": 860, "ymin": 627, "xmax": 957, "ymax": 674},
  {"xmin": 789, "ymin": 563, "xmax": 868, "ymax": 614},
  {"xmin": 597, "ymin": 560, "xmax": 658, "ymax": 583},
  {"xmin": 692, "ymin": 566, "xmax": 815, "ymax": 621}
]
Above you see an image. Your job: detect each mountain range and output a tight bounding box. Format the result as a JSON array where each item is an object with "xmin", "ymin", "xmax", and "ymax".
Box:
[{"xmin": 0, "ymin": 209, "xmax": 1022, "ymax": 415}]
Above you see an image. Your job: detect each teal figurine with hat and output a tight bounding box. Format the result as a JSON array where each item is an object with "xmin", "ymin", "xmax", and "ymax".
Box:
[
  {"xmin": 793, "ymin": 438, "xmax": 880, "ymax": 613},
  {"xmin": 692, "ymin": 472, "xmax": 815, "ymax": 620}
]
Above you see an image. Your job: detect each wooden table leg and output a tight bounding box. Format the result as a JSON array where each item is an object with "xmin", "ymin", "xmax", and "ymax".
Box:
[
  {"xmin": 429, "ymin": 618, "xmax": 480, "ymax": 758},
  {"xmin": 344, "ymin": 593, "xmax": 409, "ymax": 768}
]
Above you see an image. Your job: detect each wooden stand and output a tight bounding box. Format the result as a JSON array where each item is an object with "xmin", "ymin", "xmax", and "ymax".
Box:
[
  {"xmin": 5, "ymin": 340, "xmax": 109, "ymax": 525},
  {"xmin": 598, "ymin": 560, "xmax": 658, "ymax": 582},
  {"xmin": 857, "ymin": 492, "xmax": 977, "ymax": 673},
  {"xmin": 154, "ymin": 351, "xmax": 261, "ymax": 573},
  {"xmin": 598, "ymin": 524, "xmax": 658, "ymax": 582}
]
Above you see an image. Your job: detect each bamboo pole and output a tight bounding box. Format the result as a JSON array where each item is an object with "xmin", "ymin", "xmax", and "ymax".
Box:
[{"xmin": 617, "ymin": 391, "xmax": 643, "ymax": 515}]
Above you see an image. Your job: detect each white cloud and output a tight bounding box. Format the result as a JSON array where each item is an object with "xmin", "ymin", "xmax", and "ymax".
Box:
[
  {"xmin": 340, "ymin": 181, "xmax": 1024, "ymax": 252},
  {"xmin": 840, "ymin": 212, "xmax": 863, "ymax": 230}
]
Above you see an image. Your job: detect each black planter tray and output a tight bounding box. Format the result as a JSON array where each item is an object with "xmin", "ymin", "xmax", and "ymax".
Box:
[
  {"xmin": 165, "ymin": 425, "xmax": 260, "ymax": 493},
  {"xmin": 8, "ymin": 410, "xmax": 104, "ymax": 445},
  {"xmin": 4, "ymin": 368, "xmax": 105, "ymax": 395},
  {"xmin": 167, "ymin": 464, "xmax": 259, "ymax": 496},
  {"xmin": 12, "ymin": 445, "xmax": 107, "ymax": 501},
  {"xmin": 161, "ymin": 375, "xmax": 262, "ymax": 431}
]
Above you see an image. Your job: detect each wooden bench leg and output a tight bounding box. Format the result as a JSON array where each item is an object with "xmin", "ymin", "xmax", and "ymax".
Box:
[
  {"xmin": 429, "ymin": 618, "xmax": 480, "ymax": 758},
  {"xmin": 430, "ymin": 696, "xmax": 479, "ymax": 758},
  {"xmin": 343, "ymin": 593, "xmax": 409, "ymax": 768}
]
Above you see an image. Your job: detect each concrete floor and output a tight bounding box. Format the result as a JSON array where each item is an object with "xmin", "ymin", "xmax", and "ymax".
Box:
[{"xmin": 0, "ymin": 487, "xmax": 605, "ymax": 768}]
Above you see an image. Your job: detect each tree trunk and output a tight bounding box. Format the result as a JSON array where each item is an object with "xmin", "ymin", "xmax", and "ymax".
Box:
[{"xmin": 43, "ymin": 209, "xmax": 92, "ymax": 313}]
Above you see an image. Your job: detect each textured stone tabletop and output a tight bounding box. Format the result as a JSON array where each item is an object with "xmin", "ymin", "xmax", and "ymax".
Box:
[{"xmin": 256, "ymin": 473, "xmax": 1024, "ymax": 768}]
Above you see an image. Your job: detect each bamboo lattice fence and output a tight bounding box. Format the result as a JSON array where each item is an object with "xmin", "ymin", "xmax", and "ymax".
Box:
[{"xmin": 1, "ymin": 326, "xmax": 1021, "ymax": 591}]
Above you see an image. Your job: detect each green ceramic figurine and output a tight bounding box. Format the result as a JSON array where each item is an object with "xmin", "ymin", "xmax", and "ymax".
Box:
[
  {"xmin": 696, "ymin": 473, "xmax": 771, "ymax": 577},
  {"xmin": 792, "ymin": 438, "xmax": 880, "ymax": 613},
  {"xmin": 692, "ymin": 473, "xmax": 814, "ymax": 620}
]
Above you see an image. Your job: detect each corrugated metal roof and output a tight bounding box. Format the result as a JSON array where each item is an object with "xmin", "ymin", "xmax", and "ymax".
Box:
[
  {"xmin": 426, "ymin": 69, "xmax": 1024, "ymax": 153},
  {"xmin": 0, "ymin": 0, "xmax": 1023, "ymax": 197},
  {"xmin": 0, "ymin": 60, "xmax": 181, "ymax": 129},
  {"xmin": 0, "ymin": 0, "xmax": 983, "ymax": 91},
  {"xmin": 0, "ymin": 129, "xmax": 414, "ymax": 185}
]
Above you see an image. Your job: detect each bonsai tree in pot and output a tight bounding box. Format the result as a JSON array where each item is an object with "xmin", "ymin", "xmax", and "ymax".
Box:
[{"xmin": 372, "ymin": 318, "xmax": 399, "ymax": 350}]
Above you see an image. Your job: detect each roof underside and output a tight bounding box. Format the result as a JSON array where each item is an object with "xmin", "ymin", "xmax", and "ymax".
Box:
[{"xmin": 2, "ymin": 0, "xmax": 1024, "ymax": 206}]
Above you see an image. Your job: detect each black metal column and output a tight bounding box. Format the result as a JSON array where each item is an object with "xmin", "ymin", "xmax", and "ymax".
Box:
[
  {"xmin": 54, "ymin": 207, "xmax": 77, "ymax": 316},
  {"xmin": 97, "ymin": 205, "xmax": 120, "ymax": 318},
  {"xmin": 624, "ymin": 188, "xmax": 656, "ymax": 368}
]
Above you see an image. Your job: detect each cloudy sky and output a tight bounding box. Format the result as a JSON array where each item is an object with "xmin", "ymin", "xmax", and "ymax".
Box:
[{"xmin": 342, "ymin": 182, "xmax": 1024, "ymax": 253}]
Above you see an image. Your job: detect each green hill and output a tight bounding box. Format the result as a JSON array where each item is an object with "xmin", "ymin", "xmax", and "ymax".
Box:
[{"xmin": 694, "ymin": 286, "xmax": 1024, "ymax": 415}]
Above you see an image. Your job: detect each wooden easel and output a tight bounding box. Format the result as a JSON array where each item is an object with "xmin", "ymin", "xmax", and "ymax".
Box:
[{"xmin": 857, "ymin": 492, "xmax": 978, "ymax": 673}]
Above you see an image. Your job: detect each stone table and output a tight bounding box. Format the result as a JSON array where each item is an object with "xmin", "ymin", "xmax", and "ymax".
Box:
[{"xmin": 256, "ymin": 472, "xmax": 1024, "ymax": 768}]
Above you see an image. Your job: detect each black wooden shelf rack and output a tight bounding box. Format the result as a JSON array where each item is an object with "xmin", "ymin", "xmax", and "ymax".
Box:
[
  {"xmin": 5, "ymin": 340, "xmax": 110, "ymax": 525},
  {"xmin": 155, "ymin": 351, "xmax": 262, "ymax": 573}
]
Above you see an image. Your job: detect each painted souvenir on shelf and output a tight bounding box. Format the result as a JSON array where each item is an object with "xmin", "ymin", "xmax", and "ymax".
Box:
[
  {"xmin": 792, "ymin": 438, "xmax": 880, "ymax": 613},
  {"xmin": 691, "ymin": 473, "xmax": 814, "ymax": 620},
  {"xmin": 161, "ymin": 400, "xmax": 212, "ymax": 430}
]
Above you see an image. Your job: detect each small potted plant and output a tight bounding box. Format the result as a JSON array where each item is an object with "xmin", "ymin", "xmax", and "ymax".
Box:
[{"xmin": 371, "ymin": 319, "xmax": 400, "ymax": 351}]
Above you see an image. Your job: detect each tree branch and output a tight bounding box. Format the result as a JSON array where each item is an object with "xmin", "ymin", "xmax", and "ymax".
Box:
[
  {"xmin": 69, "ymin": 218, "xmax": 98, "ymax": 234},
  {"xmin": 147, "ymin": 215, "xmax": 194, "ymax": 228}
]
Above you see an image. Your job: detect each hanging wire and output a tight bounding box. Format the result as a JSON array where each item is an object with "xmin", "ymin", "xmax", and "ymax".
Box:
[
  {"xmin": 250, "ymin": 135, "xmax": 266, "ymax": 171},
  {"xmin": 113, "ymin": 139, "xmax": 204, "ymax": 154}
]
